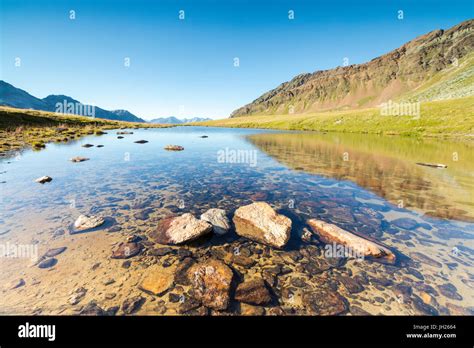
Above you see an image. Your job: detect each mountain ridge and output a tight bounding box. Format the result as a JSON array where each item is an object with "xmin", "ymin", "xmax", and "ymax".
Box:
[
  {"xmin": 0, "ymin": 81, "xmax": 146, "ymax": 123},
  {"xmin": 231, "ymin": 19, "xmax": 474, "ymax": 117}
]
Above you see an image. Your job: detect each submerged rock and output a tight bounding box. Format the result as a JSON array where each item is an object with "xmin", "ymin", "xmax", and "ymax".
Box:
[
  {"xmin": 80, "ymin": 301, "xmax": 105, "ymax": 315},
  {"xmin": 307, "ymin": 219, "xmax": 396, "ymax": 263},
  {"xmin": 111, "ymin": 242, "xmax": 142, "ymax": 259},
  {"xmin": 35, "ymin": 176, "xmax": 52, "ymax": 184},
  {"xmin": 9, "ymin": 278, "xmax": 25, "ymax": 290},
  {"xmin": 151, "ymin": 213, "xmax": 213, "ymax": 245},
  {"xmin": 187, "ymin": 259, "xmax": 234, "ymax": 310},
  {"xmin": 233, "ymin": 202, "xmax": 292, "ymax": 248},
  {"xmin": 391, "ymin": 218, "xmax": 419, "ymax": 230},
  {"xmin": 438, "ymin": 283, "xmax": 463, "ymax": 301},
  {"xmin": 69, "ymin": 287, "xmax": 87, "ymax": 305},
  {"xmin": 302, "ymin": 289, "xmax": 348, "ymax": 315},
  {"xmin": 164, "ymin": 145, "xmax": 184, "ymax": 151},
  {"xmin": 38, "ymin": 258, "xmax": 57, "ymax": 269},
  {"xmin": 134, "ymin": 140, "xmax": 149, "ymax": 144},
  {"xmin": 410, "ymin": 252, "xmax": 442, "ymax": 268},
  {"xmin": 73, "ymin": 215, "xmax": 105, "ymax": 232},
  {"xmin": 200, "ymin": 208, "xmax": 230, "ymax": 235},
  {"xmin": 139, "ymin": 264, "xmax": 176, "ymax": 296},
  {"xmin": 44, "ymin": 247, "xmax": 67, "ymax": 258},
  {"xmin": 70, "ymin": 156, "xmax": 89, "ymax": 163},
  {"xmin": 81, "ymin": 144, "xmax": 94, "ymax": 148},
  {"xmin": 235, "ymin": 279, "xmax": 271, "ymax": 305},
  {"xmin": 121, "ymin": 296, "xmax": 145, "ymax": 314}
]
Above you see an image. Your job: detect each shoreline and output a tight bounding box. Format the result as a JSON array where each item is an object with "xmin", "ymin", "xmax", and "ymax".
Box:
[
  {"xmin": 0, "ymin": 106, "xmax": 172, "ymax": 156},
  {"xmin": 192, "ymin": 96, "xmax": 474, "ymax": 141}
]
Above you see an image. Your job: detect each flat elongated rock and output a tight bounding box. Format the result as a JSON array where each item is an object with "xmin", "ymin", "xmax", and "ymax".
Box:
[
  {"xmin": 307, "ymin": 219, "xmax": 395, "ymax": 263},
  {"xmin": 200, "ymin": 208, "xmax": 230, "ymax": 235},
  {"xmin": 416, "ymin": 162, "xmax": 447, "ymax": 168},
  {"xmin": 70, "ymin": 156, "xmax": 89, "ymax": 163},
  {"xmin": 187, "ymin": 259, "xmax": 234, "ymax": 310},
  {"xmin": 44, "ymin": 247, "xmax": 67, "ymax": 258},
  {"xmin": 73, "ymin": 215, "xmax": 105, "ymax": 232},
  {"xmin": 164, "ymin": 145, "xmax": 184, "ymax": 151},
  {"xmin": 233, "ymin": 202, "xmax": 292, "ymax": 248},
  {"xmin": 134, "ymin": 140, "xmax": 148, "ymax": 144},
  {"xmin": 35, "ymin": 176, "xmax": 52, "ymax": 184},
  {"xmin": 38, "ymin": 258, "xmax": 57, "ymax": 269},
  {"xmin": 151, "ymin": 213, "xmax": 212, "ymax": 245},
  {"xmin": 82, "ymin": 144, "xmax": 94, "ymax": 148},
  {"xmin": 139, "ymin": 264, "xmax": 176, "ymax": 296},
  {"xmin": 235, "ymin": 279, "xmax": 271, "ymax": 305}
]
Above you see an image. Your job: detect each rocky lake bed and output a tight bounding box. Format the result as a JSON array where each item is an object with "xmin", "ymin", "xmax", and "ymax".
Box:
[{"xmin": 0, "ymin": 127, "xmax": 473, "ymax": 316}]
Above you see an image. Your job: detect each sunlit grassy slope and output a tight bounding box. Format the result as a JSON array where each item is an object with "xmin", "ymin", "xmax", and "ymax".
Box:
[{"xmin": 195, "ymin": 96, "xmax": 474, "ymax": 139}]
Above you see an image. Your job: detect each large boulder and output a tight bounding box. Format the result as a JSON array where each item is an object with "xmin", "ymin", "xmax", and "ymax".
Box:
[
  {"xmin": 187, "ymin": 259, "xmax": 234, "ymax": 310},
  {"xmin": 200, "ymin": 208, "xmax": 231, "ymax": 235},
  {"xmin": 307, "ymin": 219, "xmax": 396, "ymax": 263},
  {"xmin": 151, "ymin": 213, "xmax": 212, "ymax": 245},
  {"xmin": 233, "ymin": 202, "xmax": 291, "ymax": 248}
]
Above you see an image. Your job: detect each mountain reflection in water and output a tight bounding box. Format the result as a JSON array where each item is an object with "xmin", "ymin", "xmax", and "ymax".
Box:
[{"xmin": 247, "ymin": 132, "xmax": 474, "ymax": 222}]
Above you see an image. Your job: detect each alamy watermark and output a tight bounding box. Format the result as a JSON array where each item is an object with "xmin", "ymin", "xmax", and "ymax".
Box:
[
  {"xmin": 380, "ymin": 99, "xmax": 420, "ymax": 119},
  {"xmin": 0, "ymin": 242, "xmax": 38, "ymax": 261},
  {"xmin": 217, "ymin": 147, "xmax": 257, "ymax": 167},
  {"xmin": 323, "ymin": 242, "xmax": 365, "ymax": 261},
  {"xmin": 55, "ymin": 99, "xmax": 95, "ymax": 118}
]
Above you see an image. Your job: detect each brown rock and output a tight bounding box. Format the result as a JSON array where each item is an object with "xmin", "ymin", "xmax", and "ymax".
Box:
[
  {"xmin": 139, "ymin": 264, "xmax": 176, "ymax": 296},
  {"xmin": 111, "ymin": 242, "xmax": 142, "ymax": 259},
  {"xmin": 164, "ymin": 145, "xmax": 184, "ymax": 151},
  {"xmin": 233, "ymin": 202, "xmax": 292, "ymax": 248},
  {"xmin": 302, "ymin": 289, "xmax": 348, "ymax": 315},
  {"xmin": 70, "ymin": 156, "xmax": 89, "ymax": 163},
  {"xmin": 235, "ymin": 279, "xmax": 271, "ymax": 305},
  {"xmin": 187, "ymin": 259, "xmax": 234, "ymax": 310},
  {"xmin": 307, "ymin": 219, "xmax": 396, "ymax": 263}
]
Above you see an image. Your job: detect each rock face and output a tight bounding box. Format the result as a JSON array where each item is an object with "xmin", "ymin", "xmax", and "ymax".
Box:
[
  {"xmin": 70, "ymin": 156, "xmax": 89, "ymax": 163},
  {"xmin": 187, "ymin": 259, "xmax": 234, "ymax": 310},
  {"xmin": 235, "ymin": 279, "xmax": 271, "ymax": 305},
  {"xmin": 151, "ymin": 213, "xmax": 213, "ymax": 245},
  {"xmin": 307, "ymin": 219, "xmax": 396, "ymax": 263},
  {"xmin": 200, "ymin": 208, "xmax": 231, "ymax": 235},
  {"xmin": 35, "ymin": 176, "xmax": 52, "ymax": 184},
  {"xmin": 164, "ymin": 145, "xmax": 184, "ymax": 151},
  {"xmin": 233, "ymin": 202, "xmax": 292, "ymax": 248},
  {"xmin": 73, "ymin": 215, "xmax": 105, "ymax": 232},
  {"xmin": 139, "ymin": 264, "xmax": 176, "ymax": 296}
]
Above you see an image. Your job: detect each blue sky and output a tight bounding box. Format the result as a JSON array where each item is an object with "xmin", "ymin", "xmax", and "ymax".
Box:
[{"xmin": 1, "ymin": 0, "xmax": 472, "ymax": 120}]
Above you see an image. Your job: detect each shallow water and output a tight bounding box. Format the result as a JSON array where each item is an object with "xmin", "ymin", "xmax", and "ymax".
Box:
[{"xmin": 0, "ymin": 127, "xmax": 473, "ymax": 315}]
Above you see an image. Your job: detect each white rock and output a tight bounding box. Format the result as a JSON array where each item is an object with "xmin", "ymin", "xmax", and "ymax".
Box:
[{"xmin": 200, "ymin": 208, "xmax": 231, "ymax": 235}]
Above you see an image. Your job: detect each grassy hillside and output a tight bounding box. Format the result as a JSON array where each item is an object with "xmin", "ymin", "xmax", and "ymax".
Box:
[
  {"xmin": 195, "ymin": 96, "xmax": 474, "ymax": 139},
  {"xmin": 0, "ymin": 106, "xmax": 168, "ymax": 154}
]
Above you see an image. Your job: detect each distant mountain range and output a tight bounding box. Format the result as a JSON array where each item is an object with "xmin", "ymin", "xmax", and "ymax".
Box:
[
  {"xmin": 0, "ymin": 81, "xmax": 146, "ymax": 122},
  {"xmin": 149, "ymin": 116, "xmax": 212, "ymax": 124},
  {"xmin": 231, "ymin": 19, "xmax": 474, "ymax": 117}
]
